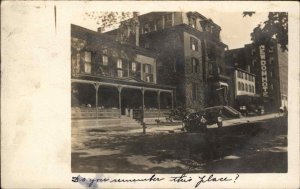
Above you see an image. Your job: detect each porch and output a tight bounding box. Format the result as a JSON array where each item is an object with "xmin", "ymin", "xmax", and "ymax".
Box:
[{"xmin": 71, "ymin": 77, "xmax": 175, "ymax": 120}]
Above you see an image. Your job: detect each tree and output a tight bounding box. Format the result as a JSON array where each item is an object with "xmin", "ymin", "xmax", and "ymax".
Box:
[
  {"xmin": 84, "ymin": 12, "xmax": 134, "ymax": 29},
  {"xmin": 243, "ymin": 12, "xmax": 288, "ymax": 51}
]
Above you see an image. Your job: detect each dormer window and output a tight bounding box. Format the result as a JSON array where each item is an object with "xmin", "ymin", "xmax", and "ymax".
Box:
[{"xmin": 189, "ymin": 17, "xmax": 196, "ymax": 28}]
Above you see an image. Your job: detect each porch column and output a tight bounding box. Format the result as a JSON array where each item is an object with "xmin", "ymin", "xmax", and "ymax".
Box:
[
  {"xmin": 157, "ymin": 90, "xmax": 161, "ymax": 118},
  {"xmin": 171, "ymin": 91, "xmax": 174, "ymax": 109},
  {"xmin": 93, "ymin": 83, "xmax": 100, "ymax": 119},
  {"xmin": 142, "ymin": 88, "xmax": 145, "ymax": 121},
  {"xmin": 118, "ymin": 86, "xmax": 122, "ymax": 118}
]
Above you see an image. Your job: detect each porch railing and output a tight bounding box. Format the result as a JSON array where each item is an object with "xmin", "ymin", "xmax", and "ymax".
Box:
[
  {"xmin": 133, "ymin": 109, "xmax": 171, "ymax": 121},
  {"xmin": 71, "ymin": 107, "xmax": 119, "ymax": 119}
]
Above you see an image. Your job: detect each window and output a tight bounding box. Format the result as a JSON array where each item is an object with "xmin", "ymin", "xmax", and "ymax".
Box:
[
  {"xmin": 241, "ymin": 83, "xmax": 244, "ymax": 91},
  {"xmin": 252, "ymin": 59, "xmax": 256, "ymax": 66},
  {"xmin": 84, "ymin": 51, "xmax": 92, "ymax": 73},
  {"xmin": 192, "ymin": 83, "xmax": 198, "ymax": 101},
  {"xmin": 165, "ymin": 13, "xmax": 173, "ymax": 28},
  {"xmin": 270, "ymin": 84, "xmax": 274, "ymax": 90},
  {"xmin": 246, "ymin": 65, "xmax": 251, "ymax": 72},
  {"xmin": 238, "ymin": 82, "xmax": 241, "ymax": 90},
  {"xmin": 245, "ymin": 74, "xmax": 248, "ymax": 80},
  {"xmin": 102, "ymin": 55, "xmax": 108, "ymax": 66},
  {"xmin": 269, "ymin": 46, "xmax": 274, "ymax": 53},
  {"xmin": 269, "ymin": 57, "xmax": 274, "ymax": 64},
  {"xmin": 143, "ymin": 23, "xmax": 150, "ymax": 33},
  {"xmin": 189, "ymin": 17, "xmax": 196, "ymax": 28},
  {"xmin": 132, "ymin": 62, "xmax": 136, "ymax": 72},
  {"xmin": 144, "ymin": 64, "xmax": 151, "ymax": 74},
  {"xmin": 117, "ymin": 59, "xmax": 123, "ymax": 77},
  {"xmin": 156, "ymin": 17, "xmax": 163, "ymax": 30},
  {"xmin": 191, "ymin": 58, "xmax": 199, "ymax": 73},
  {"xmin": 217, "ymin": 66, "xmax": 221, "ymax": 74},
  {"xmin": 251, "ymin": 49, "xmax": 255, "ymax": 56},
  {"xmin": 245, "ymin": 84, "xmax": 248, "ymax": 92},
  {"xmin": 269, "ymin": 71, "xmax": 273, "ymax": 77},
  {"xmin": 190, "ymin": 37, "xmax": 198, "ymax": 51},
  {"xmin": 117, "ymin": 59, "xmax": 122, "ymax": 69},
  {"xmin": 146, "ymin": 75, "xmax": 150, "ymax": 82}
]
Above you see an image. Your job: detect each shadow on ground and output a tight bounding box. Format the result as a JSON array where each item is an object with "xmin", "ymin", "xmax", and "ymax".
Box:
[{"xmin": 72, "ymin": 117, "xmax": 287, "ymax": 173}]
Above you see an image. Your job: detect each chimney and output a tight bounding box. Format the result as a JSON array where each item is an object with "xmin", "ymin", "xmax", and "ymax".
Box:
[
  {"xmin": 133, "ymin": 12, "xmax": 140, "ymax": 46},
  {"xmin": 97, "ymin": 27, "xmax": 105, "ymax": 33}
]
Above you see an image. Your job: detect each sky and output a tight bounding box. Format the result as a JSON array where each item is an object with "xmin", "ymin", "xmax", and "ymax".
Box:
[{"xmin": 72, "ymin": 11, "xmax": 269, "ymax": 50}]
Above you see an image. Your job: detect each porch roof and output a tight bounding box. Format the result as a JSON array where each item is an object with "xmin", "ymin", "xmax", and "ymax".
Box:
[{"xmin": 72, "ymin": 74, "xmax": 175, "ymax": 93}]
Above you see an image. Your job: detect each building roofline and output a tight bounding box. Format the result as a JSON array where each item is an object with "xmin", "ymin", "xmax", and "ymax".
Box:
[
  {"xmin": 235, "ymin": 68, "xmax": 256, "ymax": 76},
  {"xmin": 71, "ymin": 24, "xmax": 158, "ymax": 58}
]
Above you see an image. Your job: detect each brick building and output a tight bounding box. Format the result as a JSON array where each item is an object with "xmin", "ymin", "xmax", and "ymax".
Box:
[
  {"xmin": 225, "ymin": 40, "xmax": 288, "ymax": 112},
  {"xmin": 106, "ymin": 12, "xmax": 230, "ymax": 111}
]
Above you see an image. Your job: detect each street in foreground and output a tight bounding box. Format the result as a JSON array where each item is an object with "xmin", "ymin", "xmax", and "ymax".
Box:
[{"xmin": 72, "ymin": 116, "xmax": 287, "ymax": 173}]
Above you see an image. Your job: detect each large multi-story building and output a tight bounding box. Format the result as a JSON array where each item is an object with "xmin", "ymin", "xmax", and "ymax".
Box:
[
  {"xmin": 225, "ymin": 40, "xmax": 288, "ymax": 112},
  {"xmin": 71, "ymin": 24, "xmax": 175, "ymax": 119},
  {"xmin": 106, "ymin": 12, "xmax": 230, "ymax": 111}
]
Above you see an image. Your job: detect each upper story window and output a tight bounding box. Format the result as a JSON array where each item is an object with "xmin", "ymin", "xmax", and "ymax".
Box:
[
  {"xmin": 188, "ymin": 17, "xmax": 196, "ymax": 28},
  {"xmin": 269, "ymin": 46, "xmax": 274, "ymax": 53},
  {"xmin": 252, "ymin": 59, "xmax": 256, "ymax": 66},
  {"xmin": 246, "ymin": 65, "xmax": 251, "ymax": 72},
  {"xmin": 84, "ymin": 51, "xmax": 92, "ymax": 73},
  {"xmin": 191, "ymin": 58, "xmax": 199, "ymax": 73},
  {"xmin": 117, "ymin": 59, "xmax": 123, "ymax": 77},
  {"xmin": 165, "ymin": 13, "xmax": 173, "ymax": 28},
  {"xmin": 238, "ymin": 82, "xmax": 241, "ymax": 90},
  {"xmin": 156, "ymin": 17, "xmax": 163, "ymax": 30},
  {"xmin": 146, "ymin": 75, "xmax": 151, "ymax": 82},
  {"xmin": 143, "ymin": 23, "xmax": 150, "ymax": 34},
  {"xmin": 237, "ymin": 71, "xmax": 244, "ymax": 79},
  {"xmin": 144, "ymin": 64, "xmax": 151, "ymax": 74},
  {"xmin": 245, "ymin": 84, "xmax": 248, "ymax": 92},
  {"xmin": 269, "ymin": 57, "xmax": 274, "ymax": 64},
  {"xmin": 241, "ymin": 83, "xmax": 244, "ymax": 91},
  {"xmin": 251, "ymin": 49, "xmax": 256, "ymax": 56},
  {"xmin": 102, "ymin": 55, "xmax": 108, "ymax": 66},
  {"xmin": 117, "ymin": 59, "xmax": 123, "ymax": 69},
  {"xmin": 190, "ymin": 37, "xmax": 198, "ymax": 51},
  {"xmin": 132, "ymin": 62, "xmax": 136, "ymax": 72}
]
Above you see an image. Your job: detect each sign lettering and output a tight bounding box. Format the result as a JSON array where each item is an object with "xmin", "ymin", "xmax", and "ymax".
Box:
[{"xmin": 259, "ymin": 45, "xmax": 268, "ymax": 97}]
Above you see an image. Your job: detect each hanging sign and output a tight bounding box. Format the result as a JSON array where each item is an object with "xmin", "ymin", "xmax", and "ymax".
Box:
[{"xmin": 259, "ymin": 45, "xmax": 268, "ymax": 97}]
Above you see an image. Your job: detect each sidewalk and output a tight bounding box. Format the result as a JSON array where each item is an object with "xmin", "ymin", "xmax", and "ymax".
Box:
[
  {"xmin": 118, "ymin": 113, "xmax": 282, "ymax": 134},
  {"xmin": 72, "ymin": 113, "xmax": 283, "ymax": 134}
]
